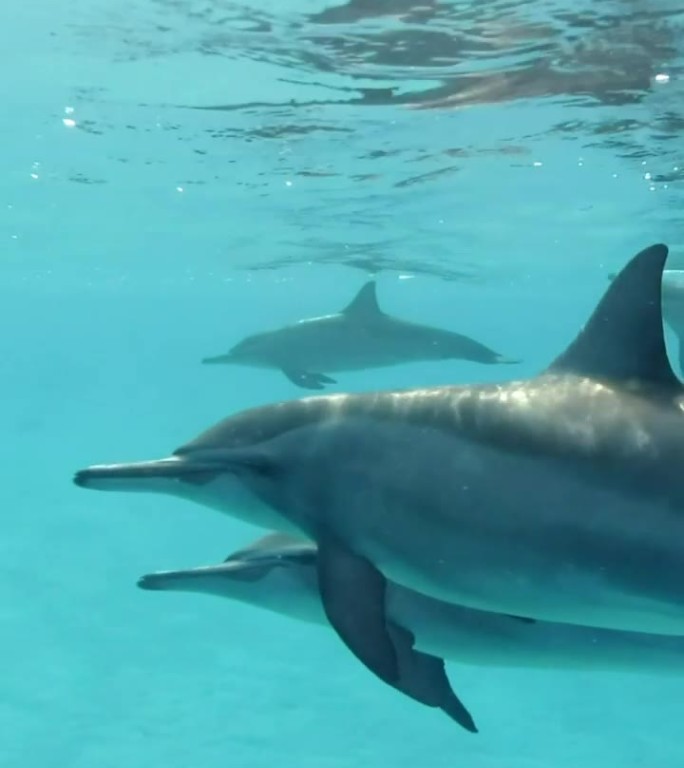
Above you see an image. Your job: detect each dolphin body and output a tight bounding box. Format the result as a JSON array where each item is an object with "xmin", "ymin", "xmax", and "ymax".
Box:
[
  {"xmin": 201, "ymin": 280, "xmax": 519, "ymax": 390},
  {"xmin": 75, "ymin": 243, "xmax": 684, "ymax": 714},
  {"xmin": 140, "ymin": 533, "xmax": 684, "ymax": 730},
  {"xmin": 139, "ymin": 531, "xmax": 477, "ymax": 731},
  {"xmin": 141, "ymin": 532, "xmax": 684, "ymax": 677}
]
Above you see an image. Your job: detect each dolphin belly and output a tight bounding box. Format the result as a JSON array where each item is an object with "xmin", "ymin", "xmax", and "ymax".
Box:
[{"xmin": 262, "ymin": 418, "xmax": 684, "ymax": 636}]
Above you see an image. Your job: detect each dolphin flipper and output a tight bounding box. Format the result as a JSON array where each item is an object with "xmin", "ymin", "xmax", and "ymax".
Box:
[
  {"xmin": 388, "ymin": 622, "xmax": 477, "ymax": 733},
  {"xmin": 317, "ymin": 535, "xmax": 477, "ymax": 731},
  {"xmin": 282, "ymin": 369, "xmax": 337, "ymax": 390},
  {"xmin": 316, "ymin": 535, "xmax": 399, "ymax": 685}
]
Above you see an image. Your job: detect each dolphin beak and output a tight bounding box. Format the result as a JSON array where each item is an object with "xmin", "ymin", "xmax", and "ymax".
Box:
[
  {"xmin": 137, "ymin": 572, "xmax": 174, "ymax": 590},
  {"xmin": 73, "ymin": 456, "xmax": 221, "ymax": 492},
  {"xmin": 201, "ymin": 353, "xmax": 234, "ymax": 365},
  {"xmin": 137, "ymin": 566, "xmax": 220, "ymax": 591},
  {"xmin": 137, "ymin": 560, "xmax": 264, "ymax": 592}
]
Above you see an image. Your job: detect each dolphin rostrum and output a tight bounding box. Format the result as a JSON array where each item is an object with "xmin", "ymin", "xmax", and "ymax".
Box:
[
  {"xmin": 141, "ymin": 532, "xmax": 684, "ymax": 676},
  {"xmin": 201, "ymin": 280, "xmax": 520, "ymax": 389},
  {"xmin": 75, "ymin": 243, "xmax": 684, "ymax": 706}
]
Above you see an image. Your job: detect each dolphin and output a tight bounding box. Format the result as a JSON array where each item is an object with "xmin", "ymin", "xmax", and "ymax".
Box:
[
  {"xmin": 140, "ymin": 532, "xmax": 684, "ymax": 678},
  {"xmin": 74, "ymin": 243, "xmax": 684, "ymax": 702},
  {"xmin": 139, "ymin": 532, "xmax": 684, "ymax": 732},
  {"xmin": 138, "ymin": 532, "xmax": 477, "ymax": 732},
  {"xmin": 201, "ymin": 280, "xmax": 520, "ymax": 389},
  {"xmin": 609, "ymin": 268, "xmax": 684, "ymax": 376}
]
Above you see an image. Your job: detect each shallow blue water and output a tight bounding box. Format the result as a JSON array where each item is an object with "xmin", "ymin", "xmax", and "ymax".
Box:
[{"xmin": 3, "ymin": 1, "xmax": 684, "ymax": 766}]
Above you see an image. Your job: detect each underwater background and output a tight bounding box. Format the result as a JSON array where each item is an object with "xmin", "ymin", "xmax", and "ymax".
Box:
[{"xmin": 3, "ymin": 0, "xmax": 684, "ymax": 766}]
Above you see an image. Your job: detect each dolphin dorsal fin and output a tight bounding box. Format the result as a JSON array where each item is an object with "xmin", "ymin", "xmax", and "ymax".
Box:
[
  {"xmin": 342, "ymin": 281, "xmax": 383, "ymax": 319},
  {"xmin": 224, "ymin": 532, "xmax": 313, "ymax": 562},
  {"xmin": 546, "ymin": 243, "xmax": 681, "ymax": 390}
]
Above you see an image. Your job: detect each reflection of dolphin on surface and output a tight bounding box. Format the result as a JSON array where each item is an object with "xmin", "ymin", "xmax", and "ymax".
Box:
[
  {"xmin": 75, "ymin": 244, "xmax": 684, "ymax": 730},
  {"xmin": 609, "ymin": 268, "xmax": 684, "ymax": 376},
  {"xmin": 202, "ymin": 281, "xmax": 519, "ymax": 390}
]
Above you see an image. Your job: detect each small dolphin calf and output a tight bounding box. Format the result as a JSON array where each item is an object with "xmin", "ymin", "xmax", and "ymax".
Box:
[
  {"xmin": 75, "ymin": 244, "xmax": 684, "ymax": 706},
  {"xmin": 140, "ymin": 532, "xmax": 684, "ymax": 677},
  {"xmin": 201, "ymin": 281, "xmax": 518, "ymax": 389}
]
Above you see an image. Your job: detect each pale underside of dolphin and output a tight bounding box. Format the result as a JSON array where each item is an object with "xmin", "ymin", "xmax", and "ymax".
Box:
[
  {"xmin": 201, "ymin": 280, "xmax": 520, "ymax": 390},
  {"xmin": 139, "ymin": 532, "xmax": 684, "ymax": 678},
  {"xmin": 139, "ymin": 533, "xmax": 684, "ymax": 731},
  {"xmin": 75, "ymin": 243, "xmax": 684, "ymax": 724}
]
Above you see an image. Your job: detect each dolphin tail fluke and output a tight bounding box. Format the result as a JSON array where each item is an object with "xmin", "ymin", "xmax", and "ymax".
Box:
[{"xmin": 73, "ymin": 457, "xmax": 218, "ymax": 493}]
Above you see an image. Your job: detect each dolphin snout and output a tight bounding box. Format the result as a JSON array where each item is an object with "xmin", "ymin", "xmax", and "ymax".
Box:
[
  {"xmin": 137, "ymin": 574, "xmax": 167, "ymax": 591},
  {"xmin": 201, "ymin": 354, "xmax": 234, "ymax": 365},
  {"xmin": 136, "ymin": 568, "xmax": 208, "ymax": 591}
]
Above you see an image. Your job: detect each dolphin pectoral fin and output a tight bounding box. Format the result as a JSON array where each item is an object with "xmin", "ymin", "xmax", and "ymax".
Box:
[
  {"xmin": 316, "ymin": 535, "xmax": 399, "ymax": 686},
  {"xmin": 282, "ymin": 369, "xmax": 337, "ymax": 390},
  {"xmin": 387, "ymin": 622, "xmax": 478, "ymax": 733}
]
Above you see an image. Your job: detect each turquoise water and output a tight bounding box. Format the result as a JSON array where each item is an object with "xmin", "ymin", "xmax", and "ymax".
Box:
[{"xmin": 3, "ymin": 1, "xmax": 684, "ymax": 766}]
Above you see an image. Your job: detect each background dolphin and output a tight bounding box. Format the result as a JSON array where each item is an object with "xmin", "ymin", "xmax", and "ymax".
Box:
[
  {"xmin": 201, "ymin": 280, "xmax": 520, "ymax": 389},
  {"xmin": 75, "ymin": 243, "xmax": 684, "ymax": 703},
  {"xmin": 140, "ymin": 532, "xmax": 684, "ymax": 677}
]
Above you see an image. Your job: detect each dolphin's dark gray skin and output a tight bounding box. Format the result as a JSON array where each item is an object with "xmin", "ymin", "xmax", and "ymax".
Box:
[
  {"xmin": 75, "ymin": 243, "xmax": 684, "ymax": 704},
  {"xmin": 140, "ymin": 532, "xmax": 684, "ymax": 677},
  {"xmin": 609, "ymin": 269, "xmax": 684, "ymax": 377},
  {"xmin": 201, "ymin": 281, "xmax": 520, "ymax": 389},
  {"xmin": 138, "ymin": 532, "xmax": 476, "ymax": 732}
]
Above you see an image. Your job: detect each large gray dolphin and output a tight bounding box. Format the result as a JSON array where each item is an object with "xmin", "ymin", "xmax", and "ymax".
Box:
[
  {"xmin": 74, "ymin": 243, "xmax": 684, "ymax": 700},
  {"xmin": 140, "ymin": 532, "xmax": 684, "ymax": 677},
  {"xmin": 201, "ymin": 280, "xmax": 520, "ymax": 389}
]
